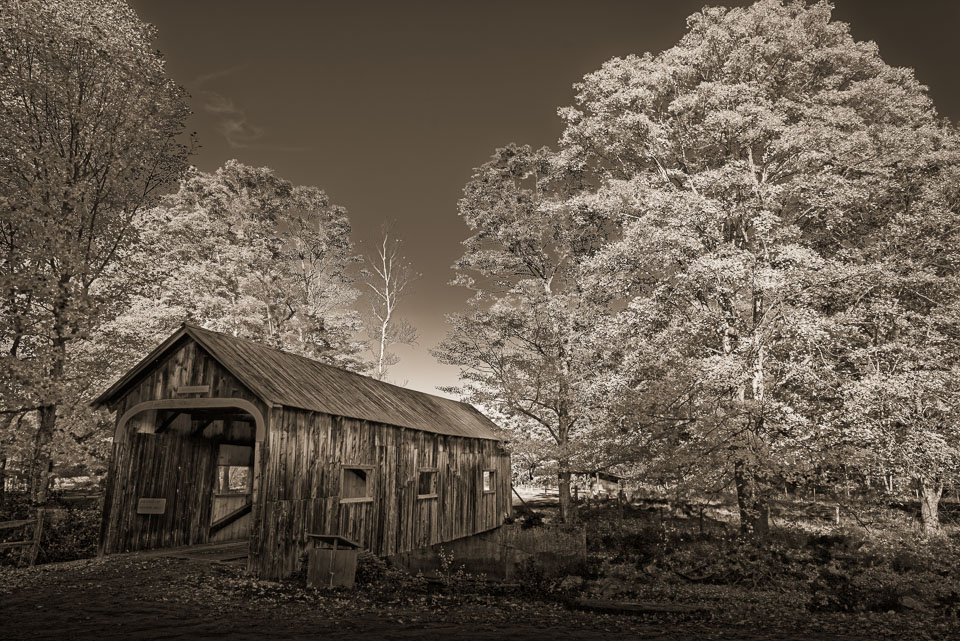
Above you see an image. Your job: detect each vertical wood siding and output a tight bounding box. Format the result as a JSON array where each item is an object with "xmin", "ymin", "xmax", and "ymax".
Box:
[
  {"xmin": 254, "ymin": 408, "xmax": 511, "ymax": 580},
  {"xmin": 99, "ymin": 339, "xmax": 266, "ymax": 555},
  {"xmin": 100, "ymin": 337, "xmax": 511, "ymax": 580},
  {"xmin": 100, "ymin": 430, "xmax": 218, "ymax": 553}
]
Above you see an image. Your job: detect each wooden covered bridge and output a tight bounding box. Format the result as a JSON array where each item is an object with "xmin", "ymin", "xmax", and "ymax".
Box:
[{"xmin": 93, "ymin": 324, "xmax": 511, "ymax": 579}]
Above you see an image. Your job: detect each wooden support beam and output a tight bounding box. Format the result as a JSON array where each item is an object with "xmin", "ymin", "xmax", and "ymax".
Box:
[
  {"xmin": 116, "ymin": 398, "xmax": 266, "ymax": 442},
  {"xmin": 215, "ymin": 439, "xmax": 257, "ymax": 447},
  {"xmin": 191, "ymin": 419, "xmax": 214, "ymax": 435},
  {"xmin": 155, "ymin": 411, "xmax": 182, "ymax": 434},
  {"xmin": 176, "ymin": 385, "xmax": 210, "ymax": 395},
  {"xmin": 210, "ymin": 501, "xmax": 252, "ymax": 535}
]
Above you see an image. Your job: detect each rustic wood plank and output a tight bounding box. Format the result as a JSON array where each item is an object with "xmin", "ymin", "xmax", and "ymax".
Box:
[
  {"xmin": 176, "ymin": 384, "xmax": 211, "ymax": 395},
  {"xmin": 0, "ymin": 540, "xmax": 34, "ymax": 549},
  {"xmin": 0, "ymin": 518, "xmax": 36, "ymax": 530},
  {"xmin": 100, "ymin": 332, "xmax": 512, "ymax": 581},
  {"xmin": 210, "ymin": 501, "xmax": 252, "ymax": 534}
]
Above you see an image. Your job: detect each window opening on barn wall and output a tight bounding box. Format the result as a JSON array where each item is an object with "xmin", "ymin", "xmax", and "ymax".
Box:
[
  {"xmin": 217, "ymin": 466, "xmax": 250, "ymax": 494},
  {"xmin": 215, "ymin": 444, "xmax": 253, "ymax": 495},
  {"xmin": 417, "ymin": 467, "xmax": 438, "ymax": 499},
  {"xmin": 341, "ymin": 465, "xmax": 374, "ymax": 503},
  {"xmin": 482, "ymin": 469, "xmax": 496, "ymax": 494}
]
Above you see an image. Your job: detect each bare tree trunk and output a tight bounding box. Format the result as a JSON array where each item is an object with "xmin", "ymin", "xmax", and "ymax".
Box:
[
  {"xmin": 27, "ymin": 405, "xmax": 57, "ymax": 565},
  {"xmin": 558, "ymin": 465, "xmax": 574, "ymax": 524},
  {"xmin": 555, "ymin": 377, "xmax": 576, "ymax": 524},
  {"xmin": 919, "ymin": 478, "xmax": 943, "ymax": 538},
  {"xmin": 377, "ymin": 317, "xmax": 389, "ymax": 379},
  {"xmin": 0, "ymin": 455, "xmax": 6, "ymax": 508},
  {"xmin": 734, "ymin": 459, "xmax": 769, "ymax": 539}
]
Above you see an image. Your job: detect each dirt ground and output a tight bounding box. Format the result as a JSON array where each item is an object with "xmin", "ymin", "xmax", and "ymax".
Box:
[{"xmin": 0, "ymin": 554, "xmax": 952, "ymax": 641}]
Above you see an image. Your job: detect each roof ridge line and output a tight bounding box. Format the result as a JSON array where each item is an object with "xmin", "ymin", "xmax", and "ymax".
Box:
[{"xmin": 185, "ymin": 323, "xmax": 476, "ymax": 409}]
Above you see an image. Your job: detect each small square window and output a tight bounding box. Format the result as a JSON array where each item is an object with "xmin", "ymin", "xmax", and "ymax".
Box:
[
  {"xmin": 418, "ymin": 468, "xmax": 438, "ymax": 499},
  {"xmin": 217, "ymin": 466, "xmax": 250, "ymax": 494},
  {"xmin": 341, "ymin": 465, "xmax": 374, "ymax": 503},
  {"xmin": 482, "ymin": 469, "xmax": 496, "ymax": 494}
]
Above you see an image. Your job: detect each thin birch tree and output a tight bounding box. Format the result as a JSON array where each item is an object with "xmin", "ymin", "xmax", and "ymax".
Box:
[{"xmin": 363, "ymin": 228, "xmax": 418, "ymax": 381}]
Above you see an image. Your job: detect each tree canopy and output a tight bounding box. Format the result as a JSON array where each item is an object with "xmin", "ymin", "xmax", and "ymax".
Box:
[
  {"xmin": 443, "ymin": 0, "xmax": 960, "ymax": 535},
  {"xmin": 0, "ymin": 0, "xmax": 190, "ymax": 515}
]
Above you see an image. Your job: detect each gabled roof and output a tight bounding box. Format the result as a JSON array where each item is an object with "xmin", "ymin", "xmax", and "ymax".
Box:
[{"xmin": 92, "ymin": 324, "xmax": 502, "ymax": 441}]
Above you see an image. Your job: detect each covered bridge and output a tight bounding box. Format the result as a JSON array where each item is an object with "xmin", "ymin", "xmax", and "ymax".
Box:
[{"xmin": 92, "ymin": 324, "xmax": 511, "ymax": 579}]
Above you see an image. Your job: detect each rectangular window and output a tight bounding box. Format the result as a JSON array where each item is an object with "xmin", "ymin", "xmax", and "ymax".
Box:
[
  {"xmin": 418, "ymin": 468, "xmax": 438, "ymax": 499},
  {"xmin": 482, "ymin": 469, "xmax": 496, "ymax": 494},
  {"xmin": 341, "ymin": 465, "xmax": 374, "ymax": 503},
  {"xmin": 217, "ymin": 466, "xmax": 250, "ymax": 494}
]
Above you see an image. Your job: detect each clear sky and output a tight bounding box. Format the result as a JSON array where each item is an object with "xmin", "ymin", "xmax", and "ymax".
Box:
[{"xmin": 129, "ymin": 0, "xmax": 960, "ymax": 397}]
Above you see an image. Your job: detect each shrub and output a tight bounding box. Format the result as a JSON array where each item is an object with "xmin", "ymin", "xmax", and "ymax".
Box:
[
  {"xmin": 39, "ymin": 503, "xmax": 100, "ymax": 563},
  {"xmin": 514, "ymin": 556, "xmax": 548, "ymax": 596},
  {"xmin": 355, "ymin": 551, "xmax": 388, "ymax": 585}
]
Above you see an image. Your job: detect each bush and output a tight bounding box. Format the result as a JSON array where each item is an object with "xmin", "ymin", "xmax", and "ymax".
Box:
[
  {"xmin": 808, "ymin": 542, "xmax": 960, "ymax": 615},
  {"xmin": 514, "ymin": 556, "xmax": 549, "ymax": 596},
  {"xmin": 519, "ymin": 510, "xmax": 545, "ymax": 529},
  {"xmin": 39, "ymin": 503, "xmax": 100, "ymax": 563},
  {"xmin": 658, "ymin": 536, "xmax": 817, "ymax": 589},
  {"xmin": 355, "ymin": 551, "xmax": 388, "ymax": 585},
  {"xmin": 808, "ymin": 564, "xmax": 900, "ymax": 612},
  {"xmin": 1, "ymin": 498, "xmax": 100, "ymax": 566}
]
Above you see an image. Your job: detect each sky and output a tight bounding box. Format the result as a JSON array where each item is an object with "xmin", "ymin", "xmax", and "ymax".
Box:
[{"xmin": 129, "ymin": 0, "xmax": 960, "ymax": 398}]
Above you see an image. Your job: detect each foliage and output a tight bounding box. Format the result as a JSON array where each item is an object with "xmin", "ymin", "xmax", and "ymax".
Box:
[
  {"xmin": 808, "ymin": 552, "xmax": 960, "ymax": 615},
  {"xmin": 0, "ymin": 495, "xmax": 99, "ymax": 567},
  {"xmin": 546, "ymin": 0, "xmax": 959, "ymax": 536},
  {"xmin": 123, "ymin": 160, "xmax": 367, "ymax": 371},
  {"xmin": 437, "ymin": 1, "xmax": 960, "ymax": 537},
  {"xmin": 576, "ymin": 497, "xmax": 960, "ymax": 621},
  {"xmin": 0, "ymin": 0, "xmax": 191, "ymax": 517},
  {"xmin": 354, "ymin": 550, "xmax": 389, "ymax": 585},
  {"xmin": 435, "ymin": 143, "xmax": 613, "ymax": 521},
  {"xmin": 437, "ymin": 546, "xmax": 485, "ymax": 593},
  {"xmin": 38, "ymin": 502, "xmax": 99, "ymax": 563}
]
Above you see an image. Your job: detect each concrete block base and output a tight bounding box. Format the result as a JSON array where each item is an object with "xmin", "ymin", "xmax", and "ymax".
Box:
[{"xmin": 388, "ymin": 523, "xmax": 586, "ymax": 580}]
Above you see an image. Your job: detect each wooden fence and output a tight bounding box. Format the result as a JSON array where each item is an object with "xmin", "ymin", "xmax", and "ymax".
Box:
[{"xmin": 0, "ymin": 511, "xmax": 41, "ymax": 565}]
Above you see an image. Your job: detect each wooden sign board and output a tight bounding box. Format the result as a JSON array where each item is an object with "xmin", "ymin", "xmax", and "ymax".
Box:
[
  {"xmin": 175, "ymin": 385, "xmax": 210, "ymax": 396},
  {"xmin": 137, "ymin": 498, "xmax": 167, "ymax": 515}
]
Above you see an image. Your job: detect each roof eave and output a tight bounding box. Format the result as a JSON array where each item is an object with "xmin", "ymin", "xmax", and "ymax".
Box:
[{"xmin": 90, "ymin": 326, "xmax": 192, "ymax": 408}]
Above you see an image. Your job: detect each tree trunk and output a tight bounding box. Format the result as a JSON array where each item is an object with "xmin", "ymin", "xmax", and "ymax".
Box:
[
  {"xmin": 918, "ymin": 478, "xmax": 943, "ymax": 538},
  {"xmin": 27, "ymin": 404, "xmax": 58, "ymax": 565},
  {"xmin": 734, "ymin": 460, "xmax": 769, "ymax": 539},
  {"xmin": 558, "ymin": 465, "xmax": 575, "ymax": 524}
]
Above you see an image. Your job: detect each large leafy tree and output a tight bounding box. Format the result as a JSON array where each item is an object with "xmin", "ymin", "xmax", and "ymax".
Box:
[
  {"xmin": 0, "ymin": 0, "xmax": 190, "ymax": 530},
  {"xmin": 120, "ymin": 161, "xmax": 366, "ymax": 371},
  {"xmin": 436, "ymin": 144, "xmax": 611, "ymax": 522},
  {"xmin": 557, "ymin": 0, "xmax": 956, "ymax": 536},
  {"xmin": 836, "ymin": 151, "xmax": 960, "ymax": 536}
]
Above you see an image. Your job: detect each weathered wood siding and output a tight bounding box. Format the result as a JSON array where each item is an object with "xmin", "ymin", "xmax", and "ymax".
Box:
[
  {"xmin": 99, "ymin": 335, "xmax": 511, "ymax": 580},
  {"xmin": 252, "ymin": 408, "xmax": 511, "ymax": 579},
  {"xmin": 100, "ymin": 430, "xmax": 218, "ymax": 553},
  {"xmin": 99, "ymin": 338, "xmax": 266, "ymax": 555},
  {"xmin": 209, "ymin": 493, "xmax": 253, "ymax": 542}
]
